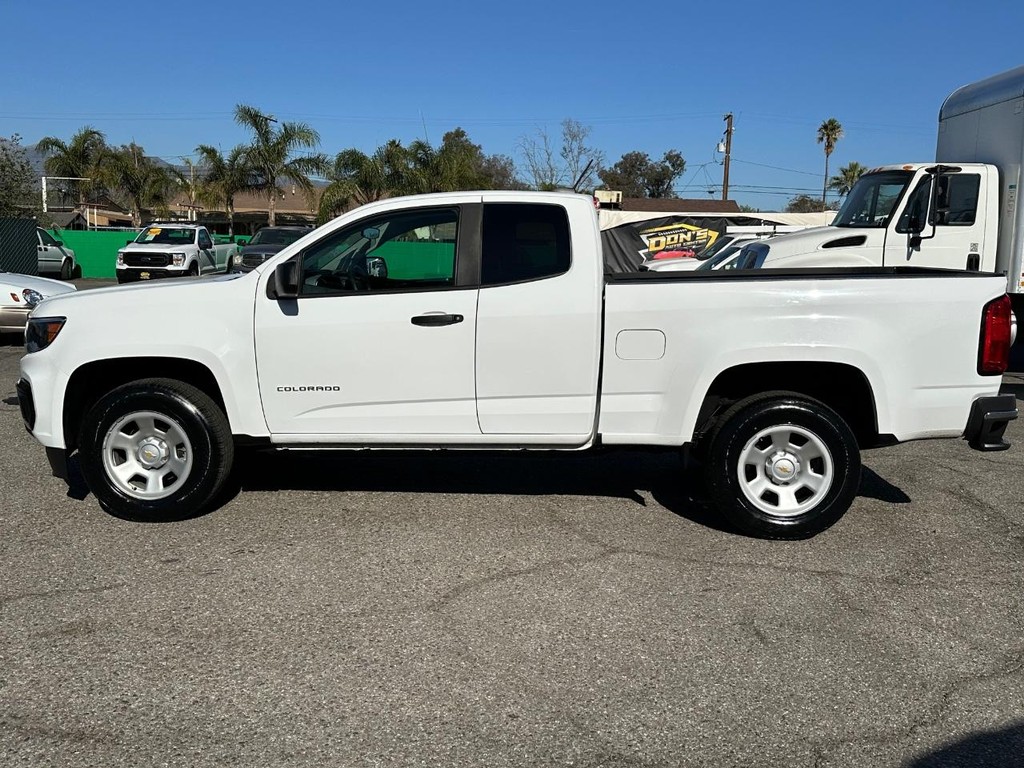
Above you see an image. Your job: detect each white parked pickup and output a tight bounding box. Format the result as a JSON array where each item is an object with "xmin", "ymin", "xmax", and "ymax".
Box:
[
  {"xmin": 18, "ymin": 191, "xmax": 1017, "ymax": 537},
  {"xmin": 116, "ymin": 223, "xmax": 235, "ymax": 283}
]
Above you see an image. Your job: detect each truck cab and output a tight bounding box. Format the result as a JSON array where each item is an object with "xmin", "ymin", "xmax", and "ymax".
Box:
[{"xmin": 753, "ymin": 163, "xmax": 999, "ymax": 272}]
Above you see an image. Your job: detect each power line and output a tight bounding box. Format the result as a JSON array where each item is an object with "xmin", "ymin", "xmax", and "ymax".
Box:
[{"xmin": 732, "ymin": 158, "xmax": 822, "ymax": 177}]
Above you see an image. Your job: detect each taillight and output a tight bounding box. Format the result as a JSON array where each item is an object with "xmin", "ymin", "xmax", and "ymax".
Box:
[{"xmin": 978, "ymin": 295, "xmax": 1012, "ymax": 375}]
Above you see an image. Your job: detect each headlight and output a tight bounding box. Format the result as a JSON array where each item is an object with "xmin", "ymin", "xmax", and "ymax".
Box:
[
  {"xmin": 171, "ymin": 253, "xmax": 186, "ymax": 267},
  {"xmin": 25, "ymin": 317, "xmax": 66, "ymax": 353},
  {"xmin": 22, "ymin": 289, "xmax": 44, "ymax": 308},
  {"xmin": 232, "ymin": 253, "xmax": 243, "ymax": 265},
  {"xmin": 117, "ymin": 251, "xmax": 125, "ymax": 266}
]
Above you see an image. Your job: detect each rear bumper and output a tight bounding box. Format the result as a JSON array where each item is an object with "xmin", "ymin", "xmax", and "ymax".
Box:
[{"xmin": 964, "ymin": 394, "xmax": 1017, "ymax": 451}]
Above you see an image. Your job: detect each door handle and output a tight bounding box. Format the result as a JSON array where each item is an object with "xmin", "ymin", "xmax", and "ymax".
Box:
[{"xmin": 411, "ymin": 313, "xmax": 464, "ymax": 327}]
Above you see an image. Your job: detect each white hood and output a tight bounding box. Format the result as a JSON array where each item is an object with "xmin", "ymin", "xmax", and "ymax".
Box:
[
  {"xmin": 0, "ymin": 272, "xmax": 78, "ymax": 298},
  {"xmin": 756, "ymin": 226, "xmax": 885, "ymax": 268}
]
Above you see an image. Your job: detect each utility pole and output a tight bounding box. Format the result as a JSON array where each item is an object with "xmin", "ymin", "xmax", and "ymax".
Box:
[{"xmin": 722, "ymin": 113, "xmax": 734, "ymax": 202}]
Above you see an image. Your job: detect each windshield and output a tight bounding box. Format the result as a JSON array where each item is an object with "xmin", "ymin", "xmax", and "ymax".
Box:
[
  {"xmin": 134, "ymin": 227, "xmax": 196, "ymax": 245},
  {"xmin": 696, "ymin": 243, "xmax": 744, "ymax": 271},
  {"xmin": 250, "ymin": 228, "xmax": 307, "ymax": 246},
  {"xmin": 696, "ymin": 234, "xmax": 737, "ymax": 261},
  {"xmin": 832, "ymin": 171, "xmax": 914, "ymax": 228}
]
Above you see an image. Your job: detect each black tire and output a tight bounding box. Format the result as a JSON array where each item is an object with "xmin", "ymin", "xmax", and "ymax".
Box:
[
  {"xmin": 116, "ymin": 273, "xmax": 131, "ymax": 284},
  {"xmin": 703, "ymin": 392, "xmax": 861, "ymax": 539},
  {"xmin": 188, "ymin": 262, "xmax": 200, "ymax": 278},
  {"xmin": 77, "ymin": 378, "xmax": 234, "ymax": 521},
  {"xmin": 60, "ymin": 259, "xmax": 73, "ymax": 281}
]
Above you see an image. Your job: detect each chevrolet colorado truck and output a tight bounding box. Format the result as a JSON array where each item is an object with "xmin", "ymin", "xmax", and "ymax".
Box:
[
  {"xmin": 116, "ymin": 223, "xmax": 234, "ymax": 283},
  {"xmin": 17, "ymin": 191, "xmax": 1017, "ymax": 538}
]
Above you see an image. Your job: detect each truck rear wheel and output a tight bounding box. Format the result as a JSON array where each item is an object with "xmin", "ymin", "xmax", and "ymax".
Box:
[
  {"xmin": 77, "ymin": 378, "xmax": 234, "ymax": 521},
  {"xmin": 703, "ymin": 392, "xmax": 860, "ymax": 539}
]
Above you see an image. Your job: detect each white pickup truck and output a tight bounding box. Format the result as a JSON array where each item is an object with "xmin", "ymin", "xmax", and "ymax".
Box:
[
  {"xmin": 116, "ymin": 223, "xmax": 235, "ymax": 283},
  {"xmin": 17, "ymin": 191, "xmax": 1017, "ymax": 538}
]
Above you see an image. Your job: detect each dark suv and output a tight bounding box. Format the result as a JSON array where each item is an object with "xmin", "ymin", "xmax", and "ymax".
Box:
[{"xmin": 231, "ymin": 226, "xmax": 312, "ymax": 272}]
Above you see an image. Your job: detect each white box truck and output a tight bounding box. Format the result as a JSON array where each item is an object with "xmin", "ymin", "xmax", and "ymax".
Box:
[{"xmin": 750, "ymin": 65, "xmax": 1024, "ymax": 321}]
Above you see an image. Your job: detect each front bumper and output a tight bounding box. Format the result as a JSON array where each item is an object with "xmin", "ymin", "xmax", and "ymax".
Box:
[
  {"xmin": 117, "ymin": 267, "xmax": 189, "ymax": 283},
  {"xmin": 0, "ymin": 305, "xmax": 31, "ymax": 332},
  {"xmin": 964, "ymin": 394, "xmax": 1017, "ymax": 451}
]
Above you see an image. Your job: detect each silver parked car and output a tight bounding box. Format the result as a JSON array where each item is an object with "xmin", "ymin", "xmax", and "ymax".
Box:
[
  {"xmin": 0, "ymin": 271, "xmax": 77, "ymax": 335},
  {"xmin": 36, "ymin": 228, "xmax": 78, "ymax": 280}
]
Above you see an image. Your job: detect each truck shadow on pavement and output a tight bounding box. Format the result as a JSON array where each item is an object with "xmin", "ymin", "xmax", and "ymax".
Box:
[
  {"xmin": 906, "ymin": 720, "xmax": 1024, "ymax": 767},
  {"xmin": 215, "ymin": 448, "xmax": 909, "ymax": 535}
]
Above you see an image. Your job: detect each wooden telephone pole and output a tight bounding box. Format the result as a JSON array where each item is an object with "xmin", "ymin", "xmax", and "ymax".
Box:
[{"xmin": 722, "ymin": 113, "xmax": 734, "ymax": 202}]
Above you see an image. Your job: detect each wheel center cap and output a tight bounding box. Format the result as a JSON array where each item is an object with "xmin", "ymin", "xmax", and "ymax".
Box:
[
  {"xmin": 137, "ymin": 437, "xmax": 169, "ymax": 469},
  {"xmin": 766, "ymin": 452, "xmax": 800, "ymax": 484}
]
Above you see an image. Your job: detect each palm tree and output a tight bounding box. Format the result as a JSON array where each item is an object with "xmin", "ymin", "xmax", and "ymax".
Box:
[
  {"xmin": 102, "ymin": 143, "xmax": 174, "ymax": 227},
  {"xmin": 35, "ymin": 126, "xmax": 107, "ymax": 207},
  {"xmin": 828, "ymin": 161, "xmax": 868, "ymax": 198},
  {"xmin": 195, "ymin": 144, "xmax": 250, "ymax": 236},
  {"xmin": 817, "ymin": 118, "xmax": 844, "ymax": 208},
  {"xmin": 234, "ymin": 105, "xmax": 327, "ymax": 226},
  {"xmin": 316, "ymin": 142, "xmax": 413, "ymax": 224}
]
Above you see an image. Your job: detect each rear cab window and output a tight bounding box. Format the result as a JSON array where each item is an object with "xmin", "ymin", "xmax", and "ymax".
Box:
[{"xmin": 481, "ymin": 203, "xmax": 571, "ymax": 285}]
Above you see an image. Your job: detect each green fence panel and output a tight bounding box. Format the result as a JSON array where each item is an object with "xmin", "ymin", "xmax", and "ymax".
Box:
[
  {"xmin": 49, "ymin": 229, "xmax": 140, "ymax": 278},
  {"xmin": 371, "ymin": 241, "xmax": 455, "ymax": 280},
  {"xmin": 47, "ymin": 230, "xmax": 251, "ymax": 278}
]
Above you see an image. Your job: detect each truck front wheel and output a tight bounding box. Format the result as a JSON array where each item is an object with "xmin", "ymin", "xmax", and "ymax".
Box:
[
  {"xmin": 704, "ymin": 393, "xmax": 861, "ymax": 539},
  {"xmin": 77, "ymin": 378, "xmax": 234, "ymax": 521}
]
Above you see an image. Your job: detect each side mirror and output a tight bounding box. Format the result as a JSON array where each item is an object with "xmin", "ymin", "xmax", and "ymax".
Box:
[
  {"xmin": 270, "ymin": 260, "xmax": 300, "ymax": 299},
  {"xmin": 54, "ymin": 239, "xmax": 64, "ymax": 247},
  {"xmin": 367, "ymin": 256, "xmax": 388, "ymax": 278}
]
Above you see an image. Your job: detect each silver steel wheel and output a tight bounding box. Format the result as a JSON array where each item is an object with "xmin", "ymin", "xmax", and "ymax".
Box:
[
  {"xmin": 736, "ymin": 424, "xmax": 834, "ymax": 518},
  {"xmin": 101, "ymin": 410, "xmax": 194, "ymax": 500}
]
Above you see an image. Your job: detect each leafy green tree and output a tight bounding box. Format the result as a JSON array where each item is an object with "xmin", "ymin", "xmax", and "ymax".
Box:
[
  {"xmin": 785, "ymin": 194, "xmax": 826, "ymax": 213},
  {"xmin": 407, "ymin": 128, "xmax": 517, "ymax": 193},
  {"xmin": 195, "ymin": 144, "xmax": 251, "ymax": 235},
  {"xmin": 234, "ymin": 105, "xmax": 327, "ymax": 226},
  {"xmin": 0, "ymin": 134, "xmax": 43, "ymax": 218},
  {"xmin": 817, "ymin": 118, "xmax": 844, "ymax": 207},
  {"xmin": 828, "ymin": 161, "xmax": 867, "ymax": 198},
  {"xmin": 35, "ymin": 126, "xmax": 107, "ymax": 207},
  {"xmin": 102, "ymin": 143, "xmax": 174, "ymax": 227},
  {"xmin": 597, "ymin": 150, "xmax": 686, "ymax": 198}
]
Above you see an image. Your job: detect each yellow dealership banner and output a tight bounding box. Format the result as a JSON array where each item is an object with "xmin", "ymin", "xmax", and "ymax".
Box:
[{"xmin": 601, "ymin": 216, "xmax": 730, "ymax": 272}]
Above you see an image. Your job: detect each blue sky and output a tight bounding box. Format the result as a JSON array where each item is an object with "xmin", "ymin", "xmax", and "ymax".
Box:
[{"xmin": 2, "ymin": 0, "xmax": 1023, "ymax": 210}]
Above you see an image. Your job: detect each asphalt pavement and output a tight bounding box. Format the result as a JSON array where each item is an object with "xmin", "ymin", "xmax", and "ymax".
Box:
[{"xmin": 1, "ymin": 310, "xmax": 1023, "ymax": 767}]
